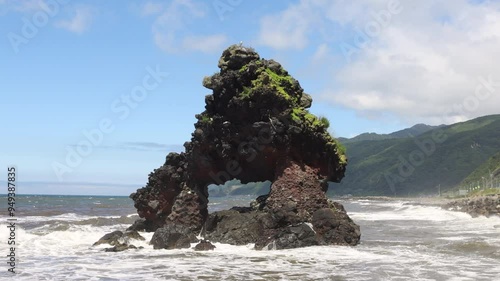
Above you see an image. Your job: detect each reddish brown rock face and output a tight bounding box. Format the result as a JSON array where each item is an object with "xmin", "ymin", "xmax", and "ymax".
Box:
[
  {"xmin": 129, "ymin": 45, "xmax": 359, "ymax": 249},
  {"xmin": 166, "ymin": 187, "xmax": 208, "ymax": 230},
  {"xmin": 265, "ymin": 159, "xmax": 329, "ymax": 224}
]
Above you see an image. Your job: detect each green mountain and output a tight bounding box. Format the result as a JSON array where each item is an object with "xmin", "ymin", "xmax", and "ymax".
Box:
[
  {"xmin": 458, "ymin": 151, "xmax": 500, "ymax": 190},
  {"xmin": 338, "ymin": 124, "xmax": 442, "ymax": 144},
  {"xmin": 208, "ymin": 180, "xmax": 271, "ymax": 197},
  {"xmin": 329, "ymin": 115, "xmax": 500, "ymax": 196}
]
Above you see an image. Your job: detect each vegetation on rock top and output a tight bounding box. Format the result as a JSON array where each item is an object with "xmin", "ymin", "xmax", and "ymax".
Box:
[{"xmin": 194, "ymin": 44, "xmax": 347, "ymax": 179}]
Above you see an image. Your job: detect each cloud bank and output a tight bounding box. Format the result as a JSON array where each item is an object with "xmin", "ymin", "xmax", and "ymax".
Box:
[
  {"xmin": 257, "ymin": 0, "xmax": 500, "ymax": 125},
  {"xmin": 143, "ymin": 0, "xmax": 228, "ymax": 54}
]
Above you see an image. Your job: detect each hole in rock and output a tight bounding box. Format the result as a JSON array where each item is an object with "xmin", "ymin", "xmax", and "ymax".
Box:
[{"xmin": 207, "ymin": 179, "xmax": 271, "ymax": 213}]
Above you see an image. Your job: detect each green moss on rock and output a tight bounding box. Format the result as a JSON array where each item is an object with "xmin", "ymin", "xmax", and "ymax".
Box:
[
  {"xmin": 319, "ymin": 116, "xmax": 330, "ymax": 129},
  {"xmin": 201, "ymin": 44, "xmax": 348, "ymax": 180},
  {"xmin": 196, "ymin": 113, "xmax": 212, "ymax": 125}
]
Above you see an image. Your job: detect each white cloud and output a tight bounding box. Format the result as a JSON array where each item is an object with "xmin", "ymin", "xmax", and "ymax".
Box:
[
  {"xmin": 148, "ymin": 0, "xmax": 227, "ymax": 53},
  {"xmin": 141, "ymin": 1, "xmax": 163, "ymax": 16},
  {"xmin": 312, "ymin": 43, "xmax": 330, "ymax": 63},
  {"xmin": 329, "ymin": 0, "xmax": 500, "ymax": 125},
  {"xmin": 256, "ymin": 0, "xmax": 316, "ymax": 50},
  {"xmin": 182, "ymin": 34, "xmax": 228, "ymax": 53},
  {"xmin": 54, "ymin": 6, "xmax": 94, "ymax": 34},
  {"xmin": 258, "ymin": 0, "xmax": 500, "ymax": 125},
  {"xmin": 0, "ymin": 0, "xmax": 50, "ymax": 15}
]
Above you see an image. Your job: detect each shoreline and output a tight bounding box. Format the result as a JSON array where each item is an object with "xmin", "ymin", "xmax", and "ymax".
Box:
[
  {"xmin": 333, "ymin": 195, "xmax": 500, "ymax": 217},
  {"xmin": 442, "ymin": 195, "xmax": 500, "ymax": 217},
  {"xmin": 333, "ymin": 196, "xmax": 456, "ymax": 206}
]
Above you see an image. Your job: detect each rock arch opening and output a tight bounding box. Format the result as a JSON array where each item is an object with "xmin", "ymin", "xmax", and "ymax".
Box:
[{"xmin": 207, "ymin": 180, "xmax": 271, "ymax": 198}]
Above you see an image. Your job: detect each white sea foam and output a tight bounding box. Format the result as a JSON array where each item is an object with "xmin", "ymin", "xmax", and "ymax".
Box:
[
  {"xmin": 350, "ymin": 203, "xmax": 473, "ymax": 222},
  {"xmin": 1, "ymin": 200, "xmax": 500, "ymax": 280},
  {"xmin": 11, "ymin": 213, "xmax": 137, "ymax": 224}
]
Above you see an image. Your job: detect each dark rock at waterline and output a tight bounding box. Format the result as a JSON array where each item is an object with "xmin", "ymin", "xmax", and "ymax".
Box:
[
  {"xmin": 258, "ymin": 204, "xmax": 360, "ymax": 249},
  {"xmin": 150, "ymin": 224, "xmax": 198, "ymax": 250},
  {"xmin": 124, "ymin": 230, "xmax": 146, "ymax": 241},
  {"xmin": 200, "ymin": 162, "xmax": 361, "ymax": 249},
  {"xmin": 127, "ymin": 218, "xmax": 157, "ymax": 232},
  {"xmin": 203, "ymin": 210, "xmax": 273, "ymax": 245},
  {"xmin": 204, "ymin": 201, "xmax": 360, "ymax": 249},
  {"xmin": 93, "ymin": 230, "xmax": 145, "ymax": 252},
  {"xmin": 250, "ymin": 194, "xmax": 268, "ymax": 211},
  {"xmin": 104, "ymin": 244, "xmax": 140, "ymax": 252},
  {"xmin": 93, "ymin": 230, "xmax": 124, "ymax": 246},
  {"xmin": 256, "ymin": 223, "xmax": 318, "ymax": 250},
  {"xmin": 129, "ymin": 44, "xmax": 359, "ymax": 249},
  {"xmin": 229, "ymin": 206, "xmax": 253, "ymax": 213},
  {"xmin": 312, "ymin": 208, "xmax": 361, "ymax": 246},
  {"xmin": 444, "ymin": 195, "xmax": 500, "ymax": 217},
  {"xmin": 194, "ymin": 240, "xmax": 216, "ymax": 251},
  {"xmin": 94, "ymin": 230, "xmax": 145, "ymax": 245}
]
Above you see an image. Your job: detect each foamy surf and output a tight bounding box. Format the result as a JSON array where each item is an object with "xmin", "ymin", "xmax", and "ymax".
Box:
[{"xmin": 1, "ymin": 196, "xmax": 499, "ymax": 280}]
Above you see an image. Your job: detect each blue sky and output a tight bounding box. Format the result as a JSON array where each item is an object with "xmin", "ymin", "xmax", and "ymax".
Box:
[{"xmin": 1, "ymin": 0, "xmax": 500, "ymax": 195}]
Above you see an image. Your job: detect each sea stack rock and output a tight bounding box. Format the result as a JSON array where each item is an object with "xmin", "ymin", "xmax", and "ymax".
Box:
[{"xmin": 130, "ymin": 44, "xmax": 360, "ymax": 249}]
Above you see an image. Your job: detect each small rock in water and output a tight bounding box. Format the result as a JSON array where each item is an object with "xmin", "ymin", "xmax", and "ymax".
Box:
[
  {"xmin": 124, "ymin": 230, "xmax": 145, "ymax": 241},
  {"xmin": 93, "ymin": 230, "xmax": 146, "ymax": 246},
  {"xmin": 94, "ymin": 230, "xmax": 146, "ymax": 252},
  {"xmin": 194, "ymin": 240, "xmax": 216, "ymax": 251},
  {"xmin": 93, "ymin": 230, "xmax": 123, "ymax": 246},
  {"xmin": 104, "ymin": 244, "xmax": 138, "ymax": 252},
  {"xmin": 150, "ymin": 224, "xmax": 198, "ymax": 250}
]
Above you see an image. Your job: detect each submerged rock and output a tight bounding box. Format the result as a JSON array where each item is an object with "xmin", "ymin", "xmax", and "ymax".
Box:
[
  {"xmin": 129, "ymin": 44, "xmax": 359, "ymax": 249},
  {"xmin": 93, "ymin": 230, "xmax": 123, "ymax": 246},
  {"xmin": 124, "ymin": 230, "xmax": 146, "ymax": 241},
  {"xmin": 104, "ymin": 244, "xmax": 140, "ymax": 252},
  {"xmin": 256, "ymin": 223, "xmax": 318, "ymax": 250},
  {"xmin": 94, "ymin": 230, "xmax": 145, "ymax": 252},
  {"xmin": 194, "ymin": 240, "xmax": 216, "ymax": 251}
]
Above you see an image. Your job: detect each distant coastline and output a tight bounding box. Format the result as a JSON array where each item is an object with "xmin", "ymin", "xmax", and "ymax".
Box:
[
  {"xmin": 443, "ymin": 195, "xmax": 500, "ymax": 217},
  {"xmin": 334, "ymin": 195, "xmax": 500, "ymax": 218}
]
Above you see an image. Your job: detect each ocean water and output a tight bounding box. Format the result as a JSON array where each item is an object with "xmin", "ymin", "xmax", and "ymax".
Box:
[{"xmin": 1, "ymin": 195, "xmax": 500, "ymax": 281}]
